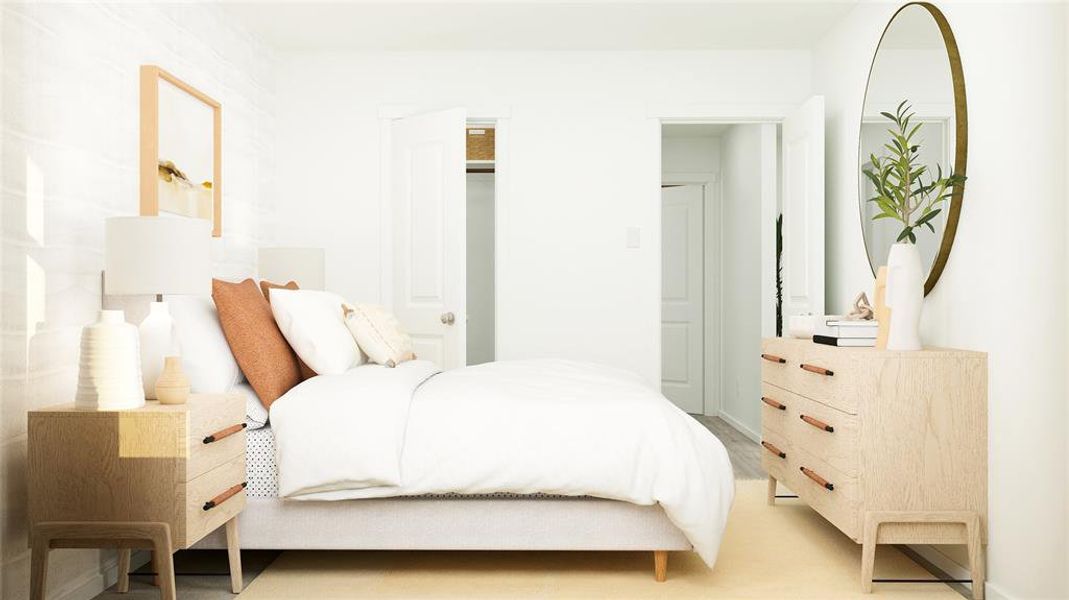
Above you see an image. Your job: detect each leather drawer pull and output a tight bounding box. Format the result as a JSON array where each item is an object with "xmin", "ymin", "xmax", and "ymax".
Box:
[
  {"xmin": 800, "ymin": 414, "xmax": 834, "ymax": 432},
  {"xmin": 761, "ymin": 396, "xmax": 786, "ymax": 411},
  {"xmin": 761, "ymin": 441, "xmax": 786, "ymax": 459},
  {"xmin": 203, "ymin": 482, "xmax": 247, "ymax": 511},
  {"xmin": 800, "ymin": 363, "xmax": 834, "ymax": 377},
  {"xmin": 799, "ymin": 466, "xmax": 834, "ymax": 491},
  {"xmin": 203, "ymin": 423, "xmax": 247, "ymax": 444},
  {"xmin": 761, "ymin": 353, "xmax": 787, "ymax": 364}
]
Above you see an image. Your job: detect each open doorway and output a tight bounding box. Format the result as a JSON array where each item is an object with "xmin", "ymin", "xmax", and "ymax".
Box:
[
  {"xmin": 466, "ymin": 123, "xmax": 496, "ymax": 365},
  {"xmin": 660, "ymin": 123, "xmax": 779, "ymax": 440}
]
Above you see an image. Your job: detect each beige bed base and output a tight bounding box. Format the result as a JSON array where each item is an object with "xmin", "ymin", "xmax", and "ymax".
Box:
[{"xmin": 194, "ymin": 496, "xmax": 691, "ymax": 581}]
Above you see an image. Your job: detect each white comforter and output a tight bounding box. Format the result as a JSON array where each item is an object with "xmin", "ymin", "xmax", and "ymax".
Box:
[{"xmin": 270, "ymin": 359, "xmax": 735, "ymax": 566}]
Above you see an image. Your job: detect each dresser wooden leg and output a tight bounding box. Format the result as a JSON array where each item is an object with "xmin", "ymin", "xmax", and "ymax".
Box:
[
  {"xmin": 117, "ymin": 548, "xmax": 131, "ymax": 593},
  {"xmin": 653, "ymin": 550, "xmax": 668, "ymax": 582},
  {"xmin": 226, "ymin": 516, "xmax": 243, "ymax": 593},
  {"xmin": 965, "ymin": 514, "xmax": 985, "ymax": 600},
  {"xmin": 860, "ymin": 514, "xmax": 880, "ymax": 593},
  {"xmin": 767, "ymin": 476, "xmax": 777, "ymax": 505},
  {"xmin": 29, "ymin": 532, "xmax": 50, "ymax": 600},
  {"xmin": 149, "ymin": 525, "xmax": 176, "ymax": 600}
]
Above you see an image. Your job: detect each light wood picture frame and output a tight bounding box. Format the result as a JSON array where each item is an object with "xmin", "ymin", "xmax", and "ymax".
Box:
[{"xmin": 140, "ymin": 65, "xmax": 222, "ymax": 237}]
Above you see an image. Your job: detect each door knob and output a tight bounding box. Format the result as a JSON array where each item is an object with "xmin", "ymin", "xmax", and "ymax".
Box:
[{"xmin": 440, "ymin": 312, "xmax": 456, "ymax": 326}]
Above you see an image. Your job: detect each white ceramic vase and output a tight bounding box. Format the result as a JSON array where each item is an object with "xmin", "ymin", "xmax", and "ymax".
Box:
[
  {"xmin": 75, "ymin": 310, "xmax": 145, "ymax": 410},
  {"xmin": 140, "ymin": 301, "xmax": 179, "ymax": 399},
  {"xmin": 885, "ymin": 242, "xmax": 923, "ymax": 351}
]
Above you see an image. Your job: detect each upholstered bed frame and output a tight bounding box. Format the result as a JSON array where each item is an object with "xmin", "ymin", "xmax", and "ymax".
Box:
[{"xmin": 194, "ymin": 496, "xmax": 692, "ymax": 580}]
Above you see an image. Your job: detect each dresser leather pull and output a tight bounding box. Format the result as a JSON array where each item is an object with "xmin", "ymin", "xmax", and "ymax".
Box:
[
  {"xmin": 761, "ymin": 353, "xmax": 787, "ymax": 364},
  {"xmin": 761, "ymin": 441, "xmax": 786, "ymax": 459},
  {"xmin": 799, "ymin": 466, "xmax": 834, "ymax": 491},
  {"xmin": 203, "ymin": 423, "xmax": 247, "ymax": 444},
  {"xmin": 203, "ymin": 482, "xmax": 247, "ymax": 511},
  {"xmin": 761, "ymin": 396, "xmax": 786, "ymax": 411},
  {"xmin": 800, "ymin": 414, "xmax": 834, "ymax": 433},
  {"xmin": 800, "ymin": 363, "xmax": 834, "ymax": 377}
]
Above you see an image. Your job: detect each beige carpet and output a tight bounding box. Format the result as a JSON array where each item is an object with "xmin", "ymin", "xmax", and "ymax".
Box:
[{"xmin": 240, "ymin": 481, "xmax": 960, "ymax": 599}]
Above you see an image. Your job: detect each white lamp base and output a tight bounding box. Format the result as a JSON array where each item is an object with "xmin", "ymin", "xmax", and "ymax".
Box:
[{"xmin": 140, "ymin": 301, "xmax": 178, "ymax": 399}]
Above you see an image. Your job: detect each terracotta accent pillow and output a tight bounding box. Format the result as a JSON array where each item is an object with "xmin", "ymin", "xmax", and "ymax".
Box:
[
  {"xmin": 212, "ymin": 278, "xmax": 302, "ymax": 408},
  {"xmin": 258, "ymin": 280, "xmax": 317, "ymax": 380},
  {"xmin": 259, "ymin": 279, "xmax": 298, "ymax": 302}
]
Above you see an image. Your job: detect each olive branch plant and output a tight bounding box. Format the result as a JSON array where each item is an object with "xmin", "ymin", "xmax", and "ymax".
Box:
[{"xmin": 862, "ymin": 101, "xmax": 965, "ymax": 244}]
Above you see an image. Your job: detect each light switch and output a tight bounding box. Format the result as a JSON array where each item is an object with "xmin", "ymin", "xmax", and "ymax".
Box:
[{"xmin": 625, "ymin": 227, "xmax": 641, "ymax": 249}]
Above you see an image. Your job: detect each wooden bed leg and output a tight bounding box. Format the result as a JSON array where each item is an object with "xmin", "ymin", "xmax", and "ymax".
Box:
[{"xmin": 653, "ymin": 550, "xmax": 668, "ymax": 582}]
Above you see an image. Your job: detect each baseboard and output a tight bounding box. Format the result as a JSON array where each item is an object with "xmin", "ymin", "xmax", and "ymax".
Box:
[
  {"xmin": 52, "ymin": 550, "xmax": 150, "ymax": 600},
  {"xmin": 908, "ymin": 544, "xmax": 1015, "ymax": 600},
  {"xmin": 716, "ymin": 410, "xmax": 761, "ymax": 443}
]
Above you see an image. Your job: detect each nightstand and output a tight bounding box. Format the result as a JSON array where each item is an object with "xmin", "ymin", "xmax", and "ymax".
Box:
[{"xmin": 28, "ymin": 394, "xmax": 248, "ymax": 600}]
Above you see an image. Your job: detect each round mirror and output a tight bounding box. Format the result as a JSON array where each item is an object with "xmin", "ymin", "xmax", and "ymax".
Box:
[{"xmin": 859, "ymin": 2, "xmax": 967, "ymax": 295}]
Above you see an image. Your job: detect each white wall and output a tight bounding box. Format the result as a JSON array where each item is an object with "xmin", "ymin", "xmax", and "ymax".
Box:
[
  {"xmin": 815, "ymin": 3, "xmax": 1067, "ymax": 598},
  {"xmin": 0, "ymin": 4, "xmax": 276, "ymax": 598},
  {"xmin": 718, "ymin": 124, "xmax": 766, "ymax": 438},
  {"xmin": 466, "ymin": 172, "xmax": 495, "ymax": 365},
  {"xmin": 273, "ymin": 51, "xmax": 812, "ymax": 384}
]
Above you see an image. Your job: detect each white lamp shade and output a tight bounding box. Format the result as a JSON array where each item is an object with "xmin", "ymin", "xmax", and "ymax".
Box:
[
  {"xmin": 105, "ymin": 217, "xmax": 212, "ymax": 296},
  {"xmin": 258, "ymin": 247, "xmax": 325, "ymax": 290}
]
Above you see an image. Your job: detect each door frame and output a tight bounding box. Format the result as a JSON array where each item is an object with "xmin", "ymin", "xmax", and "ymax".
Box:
[
  {"xmin": 378, "ymin": 105, "xmax": 511, "ymax": 363},
  {"xmin": 655, "ymin": 110, "xmax": 784, "ymax": 425}
]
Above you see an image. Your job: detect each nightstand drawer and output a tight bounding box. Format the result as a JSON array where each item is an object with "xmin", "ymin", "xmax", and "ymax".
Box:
[
  {"xmin": 186, "ymin": 394, "xmax": 246, "ymax": 481},
  {"xmin": 178, "ymin": 454, "xmax": 246, "ymax": 548}
]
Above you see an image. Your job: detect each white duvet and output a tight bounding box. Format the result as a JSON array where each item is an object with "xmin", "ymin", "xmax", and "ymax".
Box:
[{"xmin": 270, "ymin": 359, "xmax": 735, "ymax": 566}]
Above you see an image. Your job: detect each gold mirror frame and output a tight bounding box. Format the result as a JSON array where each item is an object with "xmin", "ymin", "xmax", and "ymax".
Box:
[{"xmin": 858, "ymin": 2, "xmax": 967, "ymax": 295}]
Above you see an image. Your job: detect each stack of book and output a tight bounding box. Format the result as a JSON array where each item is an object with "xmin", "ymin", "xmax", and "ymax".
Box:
[{"xmin": 813, "ymin": 318, "xmax": 878, "ymax": 347}]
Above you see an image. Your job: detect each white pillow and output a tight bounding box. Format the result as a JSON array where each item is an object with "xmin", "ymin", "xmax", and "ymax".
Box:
[
  {"xmin": 233, "ymin": 382, "xmax": 269, "ymax": 430},
  {"xmin": 270, "ymin": 289, "xmax": 365, "ymax": 375},
  {"xmin": 343, "ymin": 303, "xmax": 415, "ymax": 368},
  {"xmin": 169, "ymin": 295, "xmax": 243, "ymax": 393}
]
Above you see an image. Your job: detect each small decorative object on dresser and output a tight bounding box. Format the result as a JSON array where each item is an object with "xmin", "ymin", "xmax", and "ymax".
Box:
[
  {"xmin": 155, "ymin": 356, "xmax": 191, "ymax": 405},
  {"xmin": 28, "ymin": 394, "xmax": 247, "ymax": 600},
  {"xmin": 75, "ymin": 310, "xmax": 145, "ymax": 410},
  {"xmin": 760, "ymin": 338, "xmax": 987, "ymax": 599}
]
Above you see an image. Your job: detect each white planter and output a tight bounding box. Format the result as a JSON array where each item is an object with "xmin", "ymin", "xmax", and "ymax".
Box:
[
  {"xmin": 75, "ymin": 310, "xmax": 145, "ymax": 410},
  {"xmin": 885, "ymin": 242, "xmax": 924, "ymax": 351},
  {"xmin": 139, "ymin": 301, "xmax": 179, "ymax": 399}
]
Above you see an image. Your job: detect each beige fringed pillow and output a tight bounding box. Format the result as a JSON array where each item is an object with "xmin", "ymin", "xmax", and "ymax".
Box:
[{"xmin": 342, "ymin": 303, "xmax": 415, "ymax": 368}]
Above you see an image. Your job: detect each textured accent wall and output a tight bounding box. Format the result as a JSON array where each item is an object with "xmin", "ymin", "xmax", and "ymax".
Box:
[{"xmin": 0, "ymin": 4, "xmax": 275, "ymax": 598}]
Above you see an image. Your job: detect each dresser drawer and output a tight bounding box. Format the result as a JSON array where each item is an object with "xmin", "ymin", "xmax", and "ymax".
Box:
[
  {"xmin": 761, "ymin": 338, "xmax": 870, "ymax": 415},
  {"xmin": 759, "ymin": 426, "xmax": 792, "ymax": 479},
  {"xmin": 790, "ymin": 445, "xmax": 860, "ymax": 541},
  {"xmin": 186, "ymin": 394, "xmax": 246, "ymax": 481},
  {"xmin": 177, "ymin": 454, "xmax": 247, "ymax": 548},
  {"xmin": 762, "ymin": 383, "xmax": 859, "ymax": 477}
]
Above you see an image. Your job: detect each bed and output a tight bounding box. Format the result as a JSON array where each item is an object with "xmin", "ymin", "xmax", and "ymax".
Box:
[{"xmin": 193, "ymin": 359, "xmax": 735, "ymax": 581}]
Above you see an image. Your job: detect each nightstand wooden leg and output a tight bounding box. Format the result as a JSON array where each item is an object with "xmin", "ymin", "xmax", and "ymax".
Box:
[
  {"xmin": 29, "ymin": 533, "xmax": 49, "ymax": 600},
  {"xmin": 965, "ymin": 514, "xmax": 985, "ymax": 600},
  {"xmin": 767, "ymin": 476, "xmax": 777, "ymax": 505},
  {"xmin": 150, "ymin": 526, "xmax": 176, "ymax": 600},
  {"xmin": 861, "ymin": 514, "xmax": 880, "ymax": 593},
  {"xmin": 226, "ymin": 516, "xmax": 243, "ymax": 593},
  {"xmin": 117, "ymin": 549, "xmax": 131, "ymax": 593}
]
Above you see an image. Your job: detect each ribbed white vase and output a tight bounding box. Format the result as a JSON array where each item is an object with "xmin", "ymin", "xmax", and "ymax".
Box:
[
  {"xmin": 75, "ymin": 310, "xmax": 145, "ymax": 410},
  {"xmin": 885, "ymin": 242, "xmax": 924, "ymax": 351}
]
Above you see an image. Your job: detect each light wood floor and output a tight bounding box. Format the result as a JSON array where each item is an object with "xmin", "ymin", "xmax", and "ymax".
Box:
[{"xmin": 692, "ymin": 415, "xmax": 765, "ymax": 480}]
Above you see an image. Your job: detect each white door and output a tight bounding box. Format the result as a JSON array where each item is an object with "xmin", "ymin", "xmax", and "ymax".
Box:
[
  {"xmin": 782, "ymin": 96, "xmax": 825, "ymax": 320},
  {"xmin": 661, "ymin": 184, "xmax": 704, "ymax": 414},
  {"xmin": 390, "ymin": 108, "xmax": 467, "ymax": 369}
]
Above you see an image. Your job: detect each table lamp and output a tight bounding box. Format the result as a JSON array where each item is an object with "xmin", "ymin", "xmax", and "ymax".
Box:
[{"xmin": 105, "ymin": 217, "xmax": 211, "ymax": 399}]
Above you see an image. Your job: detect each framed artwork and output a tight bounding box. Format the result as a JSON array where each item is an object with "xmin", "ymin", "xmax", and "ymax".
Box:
[{"xmin": 139, "ymin": 65, "xmax": 222, "ymax": 237}]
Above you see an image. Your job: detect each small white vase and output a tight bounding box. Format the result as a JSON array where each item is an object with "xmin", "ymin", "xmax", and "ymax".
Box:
[
  {"xmin": 76, "ymin": 310, "xmax": 145, "ymax": 410},
  {"xmin": 140, "ymin": 301, "xmax": 178, "ymax": 399},
  {"xmin": 885, "ymin": 242, "xmax": 923, "ymax": 351}
]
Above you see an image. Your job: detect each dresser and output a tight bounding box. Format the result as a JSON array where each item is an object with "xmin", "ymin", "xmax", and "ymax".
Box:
[
  {"xmin": 28, "ymin": 394, "xmax": 247, "ymax": 600},
  {"xmin": 760, "ymin": 338, "xmax": 987, "ymax": 599}
]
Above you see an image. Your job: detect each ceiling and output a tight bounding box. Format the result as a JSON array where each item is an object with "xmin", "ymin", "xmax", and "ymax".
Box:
[{"xmin": 224, "ymin": 1, "xmax": 858, "ymax": 52}]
